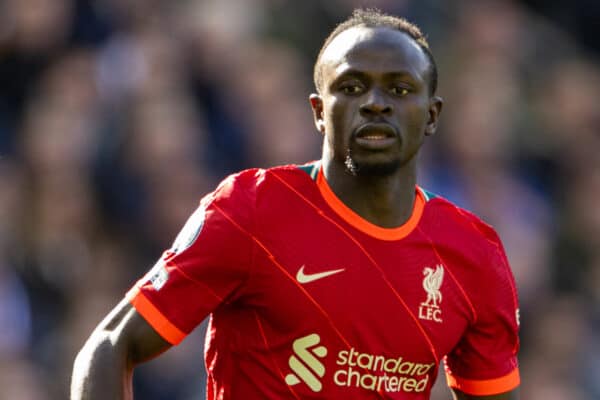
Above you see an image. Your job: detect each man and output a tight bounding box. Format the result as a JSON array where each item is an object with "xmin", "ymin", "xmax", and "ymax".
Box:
[{"xmin": 71, "ymin": 9, "xmax": 520, "ymax": 399}]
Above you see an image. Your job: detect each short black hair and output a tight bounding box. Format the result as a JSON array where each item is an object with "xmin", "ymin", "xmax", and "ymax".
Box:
[{"xmin": 314, "ymin": 8, "xmax": 438, "ymax": 95}]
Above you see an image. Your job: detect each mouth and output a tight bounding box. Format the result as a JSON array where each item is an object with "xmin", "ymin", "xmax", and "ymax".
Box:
[{"xmin": 353, "ymin": 122, "xmax": 399, "ymax": 149}]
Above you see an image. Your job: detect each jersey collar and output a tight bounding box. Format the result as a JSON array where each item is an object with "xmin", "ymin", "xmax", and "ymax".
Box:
[{"xmin": 316, "ymin": 167, "xmax": 425, "ymax": 241}]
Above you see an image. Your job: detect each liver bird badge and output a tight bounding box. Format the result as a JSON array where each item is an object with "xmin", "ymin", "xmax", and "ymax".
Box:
[{"xmin": 421, "ymin": 265, "xmax": 444, "ymax": 308}]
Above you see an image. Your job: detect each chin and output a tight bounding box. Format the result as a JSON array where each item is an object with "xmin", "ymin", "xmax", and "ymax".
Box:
[{"xmin": 345, "ymin": 155, "xmax": 401, "ymax": 177}]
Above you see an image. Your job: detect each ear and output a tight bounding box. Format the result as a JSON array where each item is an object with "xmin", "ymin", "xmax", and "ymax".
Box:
[
  {"xmin": 309, "ymin": 94, "xmax": 326, "ymax": 134},
  {"xmin": 425, "ymin": 96, "xmax": 443, "ymax": 136}
]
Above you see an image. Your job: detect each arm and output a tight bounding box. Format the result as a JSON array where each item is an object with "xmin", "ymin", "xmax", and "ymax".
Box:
[
  {"xmin": 70, "ymin": 298, "xmax": 172, "ymax": 400},
  {"xmin": 445, "ymin": 225, "xmax": 521, "ymax": 400},
  {"xmin": 452, "ymin": 388, "xmax": 519, "ymax": 399}
]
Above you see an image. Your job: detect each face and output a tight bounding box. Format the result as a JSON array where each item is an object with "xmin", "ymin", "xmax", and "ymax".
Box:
[{"xmin": 311, "ymin": 26, "xmax": 442, "ymax": 176}]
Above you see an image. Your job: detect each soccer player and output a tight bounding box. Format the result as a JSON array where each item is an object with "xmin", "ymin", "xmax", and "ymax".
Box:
[{"xmin": 71, "ymin": 9, "xmax": 520, "ymax": 400}]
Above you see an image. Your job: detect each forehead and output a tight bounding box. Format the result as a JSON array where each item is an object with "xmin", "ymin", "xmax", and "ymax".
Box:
[{"xmin": 319, "ymin": 26, "xmax": 429, "ymax": 82}]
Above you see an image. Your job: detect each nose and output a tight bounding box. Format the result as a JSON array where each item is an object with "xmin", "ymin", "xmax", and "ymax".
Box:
[{"xmin": 359, "ymin": 88, "xmax": 393, "ymax": 117}]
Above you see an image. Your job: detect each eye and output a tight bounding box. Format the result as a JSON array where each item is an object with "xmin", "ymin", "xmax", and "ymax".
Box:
[
  {"xmin": 390, "ymin": 86, "xmax": 410, "ymax": 97},
  {"xmin": 339, "ymin": 82, "xmax": 365, "ymax": 95}
]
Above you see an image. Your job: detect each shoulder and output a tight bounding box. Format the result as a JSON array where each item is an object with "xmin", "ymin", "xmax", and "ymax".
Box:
[
  {"xmin": 421, "ymin": 189, "xmax": 518, "ymax": 316},
  {"xmin": 419, "ymin": 186, "xmax": 503, "ymax": 248},
  {"xmin": 201, "ymin": 163, "xmax": 319, "ymax": 232},
  {"xmin": 419, "ymin": 187, "xmax": 510, "ymax": 287},
  {"xmin": 209, "ymin": 163, "xmax": 317, "ymax": 203}
]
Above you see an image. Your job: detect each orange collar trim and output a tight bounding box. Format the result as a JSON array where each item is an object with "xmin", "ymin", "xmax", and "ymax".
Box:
[{"xmin": 316, "ymin": 168, "xmax": 425, "ymax": 241}]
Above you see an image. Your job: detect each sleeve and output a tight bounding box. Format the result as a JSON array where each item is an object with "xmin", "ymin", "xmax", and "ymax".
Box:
[
  {"xmin": 444, "ymin": 235, "xmax": 520, "ymax": 396},
  {"xmin": 126, "ymin": 172, "xmax": 257, "ymax": 345}
]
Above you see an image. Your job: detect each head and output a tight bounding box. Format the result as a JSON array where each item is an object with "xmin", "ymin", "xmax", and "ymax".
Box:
[
  {"xmin": 310, "ymin": 9, "xmax": 442, "ymax": 177},
  {"xmin": 314, "ymin": 9, "xmax": 438, "ymax": 97}
]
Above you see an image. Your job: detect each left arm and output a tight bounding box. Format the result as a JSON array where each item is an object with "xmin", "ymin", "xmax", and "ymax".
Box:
[
  {"xmin": 452, "ymin": 388, "xmax": 519, "ymax": 400},
  {"xmin": 445, "ymin": 226, "xmax": 521, "ymax": 399}
]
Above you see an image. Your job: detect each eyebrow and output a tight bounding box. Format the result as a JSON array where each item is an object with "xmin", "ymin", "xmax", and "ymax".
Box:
[
  {"xmin": 330, "ymin": 67, "xmax": 419, "ymax": 87},
  {"xmin": 332, "ymin": 69, "xmax": 368, "ymax": 82}
]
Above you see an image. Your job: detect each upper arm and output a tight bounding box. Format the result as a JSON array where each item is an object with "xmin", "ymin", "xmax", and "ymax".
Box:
[
  {"xmin": 452, "ymin": 387, "xmax": 519, "ymax": 400},
  {"xmin": 89, "ymin": 297, "xmax": 172, "ymax": 365},
  {"xmin": 445, "ymin": 228, "xmax": 520, "ymax": 396},
  {"xmin": 71, "ymin": 299, "xmax": 172, "ymax": 399},
  {"xmin": 82, "ymin": 172, "xmax": 257, "ymax": 364},
  {"xmin": 124, "ymin": 178, "xmax": 257, "ymax": 344}
]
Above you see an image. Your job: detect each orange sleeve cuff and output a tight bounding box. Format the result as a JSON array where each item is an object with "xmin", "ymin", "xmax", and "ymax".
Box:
[
  {"xmin": 126, "ymin": 287, "xmax": 187, "ymax": 345},
  {"xmin": 446, "ymin": 367, "xmax": 520, "ymax": 396}
]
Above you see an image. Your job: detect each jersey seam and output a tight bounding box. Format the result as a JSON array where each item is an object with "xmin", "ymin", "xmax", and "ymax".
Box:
[
  {"xmin": 211, "ymin": 203, "xmax": 257, "ymax": 295},
  {"xmin": 268, "ymin": 169, "xmax": 440, "ymax": 363},
  {"xmin": 448, "ymin": 203, "xmax": 517, "ymax": 326},
  {"xmin": 166, "ymin": 259, "xmax": 226, "ymax": 303},
  {"xmin": 253, "ymin": 311, "xmax": 302, "ymax": 400},
  {"xmin": 251, "ymin": 232, "xmax": 353, "ymax": 349},
  {"xmin": 494, "ymin": 243, "xmax": 520, "ymax": 355},
  {"xmin": 415, "ymin": 226, "xmax": 478, "ymax": 324},
  {"xmin": 212, "ymin": 196, "xmax": 353, "ymax": 349}
]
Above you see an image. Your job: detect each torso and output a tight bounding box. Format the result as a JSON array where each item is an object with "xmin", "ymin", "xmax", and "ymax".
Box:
[{"xmin": 204, "ymin": 163, "xmax": 497, "ymax": 399}]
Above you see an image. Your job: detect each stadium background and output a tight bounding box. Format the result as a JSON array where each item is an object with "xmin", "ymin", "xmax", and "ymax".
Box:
[{"xmin": 0, "ymin": 0, "xmax": 598, "ymax": 398}]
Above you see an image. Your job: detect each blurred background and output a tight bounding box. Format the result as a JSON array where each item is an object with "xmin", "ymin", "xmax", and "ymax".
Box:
[{"xmin": 0, "ymin": 0, "xmax": 598, "ymax": 399}]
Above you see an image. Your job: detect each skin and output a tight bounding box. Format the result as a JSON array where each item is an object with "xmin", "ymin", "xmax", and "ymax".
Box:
[
  {"xmin": 310, "ymin": 26, "xmax": 442, "ymax": 228},
  {"xmin": 310, "ymin": 26, "xmax": 517, "ymax": 400},
  {"xmin": 71, "ymin": 299, "xmax": 170, "ymax": 399},
  {"xmin": 71, "ymin": 26, "xmax": 518, "ymax": 400}
]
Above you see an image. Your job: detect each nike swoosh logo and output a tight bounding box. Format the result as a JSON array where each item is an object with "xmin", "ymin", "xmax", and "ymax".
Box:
[{"xmin": 296, "ymin": 265, "xmax": 345, "ymax": 284}]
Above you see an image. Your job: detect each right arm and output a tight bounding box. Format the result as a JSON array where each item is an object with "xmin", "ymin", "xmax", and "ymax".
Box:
[
  {"xmin": 70, "ymin": 298, "xmax": 172, "ymax": 400},
  {"xmin": 71, "ymin": 174, "xmax": 256, "ymax": 399}
]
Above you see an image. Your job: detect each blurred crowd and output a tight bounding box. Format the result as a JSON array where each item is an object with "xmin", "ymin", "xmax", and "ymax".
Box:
[{"xmin": 0, "ymin": 0, "xmax": 598, "ymax": 399}]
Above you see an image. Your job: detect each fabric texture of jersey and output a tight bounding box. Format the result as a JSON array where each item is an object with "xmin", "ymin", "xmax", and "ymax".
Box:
[{"xmin": 127, "ymin": 162, "xmax": 520, "ymax": 399}]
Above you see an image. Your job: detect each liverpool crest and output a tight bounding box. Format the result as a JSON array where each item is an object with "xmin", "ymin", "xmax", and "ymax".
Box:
[{"xmin": 418, "ymin": 264, "xmax": 444, "ymax": 323}]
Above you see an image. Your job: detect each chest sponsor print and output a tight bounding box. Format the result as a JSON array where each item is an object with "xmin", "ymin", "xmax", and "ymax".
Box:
[{"xmin": 285, "ymin": 333, "xmax": 435, "ymax": 394}]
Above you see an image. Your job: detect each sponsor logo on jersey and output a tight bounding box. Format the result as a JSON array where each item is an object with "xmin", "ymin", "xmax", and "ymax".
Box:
[
  {"xmin": 171, "ymin": 207, "xmax": 205, "ymax": 254},
  {"xmin": 285, "ymin": 333, "xmax": 327, "ymax": 392},
  {"xmin": 418, "ymin": 264, "xmax": 444, "ymax": 323},
  {"xmin": 285, "ymin": 333, "xmax": 434, "ymax": 394},
  {"xmin": 295, "ymin": 265, "xmax": 345, "ymax": 284}
]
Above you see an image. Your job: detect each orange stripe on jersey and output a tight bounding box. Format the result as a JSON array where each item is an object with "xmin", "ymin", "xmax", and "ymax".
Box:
[
  {"xmin": 415, "ymin": 227, "xmax": 478, "ymax": 323},
  {"xmin": 127, "ymin": 287, "xmax": 186, "ymax": 345},
  {"xmin": 211, "ymin": 202, "xmax": 353, "ymax": 350},
  {"xmin": 446, "ymin": 368, "xmax": 520, "ymax": 396},
  {"xmin": 316, "ymin": 168, "xmax": 424, "ymax": 241},
  {"xmin": 270, "ymin": 170, "xmax": 440, "ymax": 363},
  {"xmin": 253, "ymin": 311, "xmax": 302, "ymax": 400}
]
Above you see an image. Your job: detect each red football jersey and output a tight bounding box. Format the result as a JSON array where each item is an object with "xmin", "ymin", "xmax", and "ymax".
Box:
[{"xmin": 127, "ymin": 162, "xmax": 520, "ymax": 399}]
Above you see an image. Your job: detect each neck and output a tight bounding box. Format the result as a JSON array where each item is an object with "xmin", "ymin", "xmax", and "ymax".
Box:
[{"xmin": 321, "ymin": 157, "xmax": 418, "ymax": 228}]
